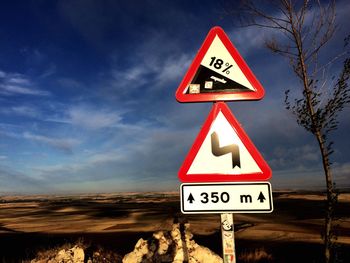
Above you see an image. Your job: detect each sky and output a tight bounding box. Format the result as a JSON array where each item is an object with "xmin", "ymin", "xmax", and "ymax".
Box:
[{"xmin": 0, "ymin": 0, "xmax": 349, "ymax": 194}]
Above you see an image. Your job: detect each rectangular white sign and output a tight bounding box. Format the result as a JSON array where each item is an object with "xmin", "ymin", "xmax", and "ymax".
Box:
[{"xmin": 180, "ymin": 182, "xmax": 273, "ymax": 214}]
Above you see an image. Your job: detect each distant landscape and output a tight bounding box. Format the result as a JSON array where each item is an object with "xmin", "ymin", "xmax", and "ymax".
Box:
[{"xmin": 0, "ymin": 191, "xmax": 349, "ymax": 262}]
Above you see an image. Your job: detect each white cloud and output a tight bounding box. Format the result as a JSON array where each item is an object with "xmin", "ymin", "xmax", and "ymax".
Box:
[
  {"xmin": 116, "ymin": 66, "xmax": 144, "ymax": 82},
  {"xmin": 105, "ymin": 29, "xmax": 192, "ymax": 98},
  {"xmin": 228, "ymin": 27, "xmax": 270, "ymax": 56},
  {"xmin": 12, "ymin": 106, "xmax": 40, "ymax": 117},
  {"xmin": 0, "ymin": 84, "xmax": 49, "ymax": 96},
  {"xmin": 7, "ymin": 75, "xmax": 31, "ymax": 85},
  {"xmin": 270, "ymin": 144, "xmax": 319, "ymax": 169},
  {"xmin": 111, "ymin": 53, "xmax": 190, "ymax": 93},
  {"xmin": 31, "ymin": 149, "xmax": 126, "ymax": 180},
  {"xmin": 0, "ymin": 129, "xmax": 22, "ymax": 139},
  {"xmin": 153, "ymin": 54, "xmax": 191, "ymax": 89},
  {"xmin": 33, "ymin": 163, "xmax": 83, "ymax": 177},
  {"xmin": 0, "ymin": 165, "xmax": 49, "ymax": 193},
  {"xmin": 23, "ymin": 132, "xmax": 81, "ymax": 153},
  {"xmin": 333, "ymin": 162, "xmax": 350, "ymax": 182},
  {"xmin": 29, "ymin": 125, "xmax": 189, "ymax": 185},
  {"xmin": 0, "ymin": 70, "xmax": 6, "ymax": 78},
  {"xmin": 40, "ymin": 63, "xmax": 57, "ymax": 78},
  {"xmin": 0, "ymin": 70, "xmax": 50, "ymax": 96},
  {"xmin": 47, "ymin": 104, "xmax": 125, "ymax": 130},
  {"xmin": 88, "ymin": 151, "xmax": 125, "ymax": 164},
  {"xmin": 67, "ymin": 105, "xmax": 123, "ymax": 130},
  {"xmin": 272, "ymin": 160, "xmax": 350, "ymax": 189},
  {"xmin": 272, "ymin": 166, "xmax": 325, "ymax": 189},
  {"xmin": 1, "ymin": 105, "xmax": 41, "ymax": 118},
  {"xmin": 109, "ymin": 67, "xmax": 148, "ymax": 94}
]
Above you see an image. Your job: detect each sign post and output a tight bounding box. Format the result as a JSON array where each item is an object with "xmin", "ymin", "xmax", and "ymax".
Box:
[
  {"xmin": 180, "ymin": 182, "xmax": 273, "ymax": 263},
  {"xmin": 175, "ymin": 26, "xmax": 273, "ymax": 263},
  {"xmin": 221, "ymin": 213, "xmax": 235, "ymax": 263}
]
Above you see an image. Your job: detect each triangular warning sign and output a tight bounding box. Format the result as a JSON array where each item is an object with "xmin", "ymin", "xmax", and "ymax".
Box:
[
  {"xmin": 175, "ymin": 26, "xmax": 265, "ymax": 103},
  {"xmin": 178, "ymin": 102, "xmax": 271, "ymax": 182}
]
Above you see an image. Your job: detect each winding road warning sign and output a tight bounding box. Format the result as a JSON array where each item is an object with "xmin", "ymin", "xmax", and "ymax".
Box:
[
  {"xmin": 178, "ymin": 102, "xmax": 271, "ymax": 182},
  {"xmin": 175, "ymin": 26, "xmax": 265, "ymax": 102}
]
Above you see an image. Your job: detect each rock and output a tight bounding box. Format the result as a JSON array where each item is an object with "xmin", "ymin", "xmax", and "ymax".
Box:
[
  {"xmin": 30, "ymin": 259, "xmax": 47, "ymax": 263},
  {"xmin": 171, "ymin": 223, "xmax": 186, "ymax": 262},
  {"xmin": 72, "ymin": 246, "xmax": 84, "ymax": 263},
  {"xmin": 31, "ymin": 245, "xmax": 84, "ymax": 263},
  {"xmin": 153, "ymin": 231, "xmax": 171, "ymax": 255},
  {"xmin": 188, "ymin": 245, "xmax": 223, "ymax": 263},
  {"xmin": 56, "ymin": 249, "xmax": 70, "ymax": 262},
  {"xmin": 54, "ymin": 245, "xmax": 84, "ymax": 263},
  {"xmin": 31, "ymin": 223, "xmax": 221, "ymax": 263},
  {"xmin": 122, "ymin": 223, "xmax": 222, "ymax": 263},
  {"xmin": 122, "ymin": 238, "xmax": 149, "ymax": 263},
  {"xmin": 184, "ymin": 224, "xmax": 222, "ymax": 263}
]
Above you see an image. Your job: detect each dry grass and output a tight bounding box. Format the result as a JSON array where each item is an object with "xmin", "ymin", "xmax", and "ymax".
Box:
[
  {"xmin": 24, "ymin": 239, "xmax": 123, "ymax": 263},
  {"xmin": 84, "ymin": 245, "xmax": 122, "ymax": 263},
  {"xmin": 238, "ymin": 248, "xmax": 273, "ymax": 263},
  {"xmin": 23, "ymin": 238, "xmax": 87, "ymax": 262},
  {"xmin": 0, "ymin": 191, "xmax": 349, "ymax": 262}
]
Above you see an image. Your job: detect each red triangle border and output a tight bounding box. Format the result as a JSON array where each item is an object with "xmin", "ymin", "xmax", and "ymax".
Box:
[
  {"xmin": 175, "ymin": 26, "xmax": 265, "ymax": 103},
  {"xmin": 178, "ymin": 102, "xmax": 272, "ymax": 182}
]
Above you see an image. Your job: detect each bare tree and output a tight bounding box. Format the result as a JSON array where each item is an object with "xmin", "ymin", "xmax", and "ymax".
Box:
[{"xmin": 228, "ymin": 0, "xmax": 350, "ymax": 262}]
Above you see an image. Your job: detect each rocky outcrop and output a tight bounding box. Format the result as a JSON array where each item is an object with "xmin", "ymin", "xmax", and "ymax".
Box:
[
  {"xmin": 30, "ymin": 223, "xmax": 221, "ymax": 263},
  {"xmin": 30, "ymin": 245, "xmax": 84, "ymax": 263},
  {"xmin": 123, "ymin": 223, "xmax": 222, "ymax": 263}
]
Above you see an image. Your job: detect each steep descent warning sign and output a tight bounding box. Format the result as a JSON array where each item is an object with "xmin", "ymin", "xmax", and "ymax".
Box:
[
  {"xmin": 175, "ymin": 26, "xmax": 265, "ymax": 102},
  {"xmin": 178, "ymin": 102, "xmax": 271, "ymax": 182}
]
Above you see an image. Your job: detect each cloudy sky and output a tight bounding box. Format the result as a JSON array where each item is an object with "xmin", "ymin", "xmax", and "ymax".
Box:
[{"xmin": 0, "ymin": 0, "xmax": 349, "ymax": 194}]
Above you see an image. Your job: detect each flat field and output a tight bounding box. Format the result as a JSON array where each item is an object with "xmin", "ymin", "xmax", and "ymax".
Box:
[{"xmin": 0, "ymin": 191, "xmax": 349, "ymax": 262}]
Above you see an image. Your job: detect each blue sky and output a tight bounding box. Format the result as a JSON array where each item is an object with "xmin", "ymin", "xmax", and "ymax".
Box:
[{"xmin": 0, "ymin": 0, "xmax": 349, "ymax": 194}]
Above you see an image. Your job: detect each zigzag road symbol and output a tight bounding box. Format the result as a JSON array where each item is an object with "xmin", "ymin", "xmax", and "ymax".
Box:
[{"xmin": 211, "ymin": 131, "xmax": 240, "ymax": 169}]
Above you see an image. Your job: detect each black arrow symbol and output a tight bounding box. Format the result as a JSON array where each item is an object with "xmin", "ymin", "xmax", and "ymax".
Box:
[
  {"xmin": 211, "ymin": 131, "xmax": 240, "ymax": 169},
  {"xmin": 187, "ymin": 193, "xmax": 195, "ymax": 204},
  {"xmin": 257, "ymin": 192, "xmax": 266, "ymax": 203}
]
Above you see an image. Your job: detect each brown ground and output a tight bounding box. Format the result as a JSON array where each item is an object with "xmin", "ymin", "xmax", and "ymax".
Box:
[{"xmin": 0, "ymin": 191, "xmax": 349, "ymax": 262}]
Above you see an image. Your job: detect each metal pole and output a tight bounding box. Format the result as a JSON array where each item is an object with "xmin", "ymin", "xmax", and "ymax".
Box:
[{"xmin": 221, "ymin": 213, "xmax": 236, "ymax": 263}]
